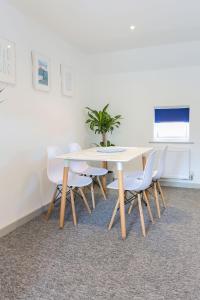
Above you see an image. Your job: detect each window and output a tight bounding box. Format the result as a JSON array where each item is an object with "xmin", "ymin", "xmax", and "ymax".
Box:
[{"xmin": 154, "ymin": 107, "xmax": 190, "ymax": 141}]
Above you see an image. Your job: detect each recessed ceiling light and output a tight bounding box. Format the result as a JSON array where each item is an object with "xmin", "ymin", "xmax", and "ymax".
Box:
[
  {"xmin": 7, "ymin": 45, "xmax": 11, "ymax": 49},
  {"xmin": 130, "ymin": 25, "xmax": 135, "ymax": 31}
]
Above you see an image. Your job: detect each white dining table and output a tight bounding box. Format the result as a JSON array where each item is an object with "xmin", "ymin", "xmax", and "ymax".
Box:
[{"xmin": 57, "ymin": 146, "xmax": 152, "ymax": 240}]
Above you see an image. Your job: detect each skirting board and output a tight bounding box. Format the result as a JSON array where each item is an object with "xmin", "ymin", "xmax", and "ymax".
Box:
[
  {"xmin": 160, "ymin": 180, "xmax": 200, "ymax": 189},
  {"xmin": 0, "ymin": 204, "xmax": 48, "ymax": 238}
]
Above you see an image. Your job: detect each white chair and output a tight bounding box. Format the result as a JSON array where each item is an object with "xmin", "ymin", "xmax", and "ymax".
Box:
[
  {"xmin": 152, "ymin": 146, "xmax": 167, "ymax": 212},
  {"xmin": 107, "ymin": 151, "xmax": 156, "ymax": 237},
  {"xmin": 125, "ymin": 146, "xmax": 167, "ymax": 218},
  {"xmin": 46, "ymin": 146, "xmax": 92, "ymax": 225},
  {"xmin": 68, "ymin": 143, "xmax": 108, "ymax": 208}
]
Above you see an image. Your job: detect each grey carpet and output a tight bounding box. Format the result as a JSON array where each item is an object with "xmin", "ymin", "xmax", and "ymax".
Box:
[{"xmin": 1, "ymin": 187, "xmax": 200, "ymax": 300}]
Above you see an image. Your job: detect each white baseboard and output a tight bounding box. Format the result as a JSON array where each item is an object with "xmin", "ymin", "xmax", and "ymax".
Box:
[
  {"xmin": 160, "ymin": 179, "xmax": 200, "ymax": 189},
  {"xmin": 0, "ymin": 204, "xmax": 48, "ymax": 238}
]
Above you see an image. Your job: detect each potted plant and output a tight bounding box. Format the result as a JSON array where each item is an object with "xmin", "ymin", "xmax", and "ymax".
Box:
[
  {"xmin": 85, "ymin": 104, "xmax": 122, "ymax": 184},
  {"xmin": 85, "ymin": 104, "xmax": 122, "ymax": 147}
]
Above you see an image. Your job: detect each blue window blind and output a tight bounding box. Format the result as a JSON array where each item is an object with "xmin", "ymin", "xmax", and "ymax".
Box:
[{"xmin": 155, "ymin": 107, "xmax": 189, "ymax": 123}]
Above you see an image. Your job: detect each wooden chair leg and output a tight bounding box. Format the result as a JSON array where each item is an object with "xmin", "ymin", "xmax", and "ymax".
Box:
[
  {"xmin": 153, "ymin": 182, "xmax": 161, "ymax": 218},
  {"xmin": 157, "ymin": 181, "xmax": 166, "ymax": 208},
  {"xmin": 143, "ymin": 191, "xmax": 154, "ymax": 224},
  {"xmin": 46, "ymin": 187, "xmax": 57, "ymax": 220},
  {"xmin": 70, "ymin": 189, "xmax": 77, "ymax": 225},
  {"xmin": 97, "ymin": 176, "xmax": 107, "ymax": 200},
  {"xmin": 138, "ymin": 193, "xmax": 146, "ymax": 237},
  {"xmin": 145, "ymin": 189, "xmax": 150, "ymax": 202},
  {"xmin": 90, "ymin": 183, "xmax": 95, "ymax": 209},
  {"xmin": 128, "ymin": 200, "xmax": 134, "ymax": 214},
  {"xmin": 108, "ymin": 198, "xmax": 120, "ymax": 230},
  {"xmin": 79, "ymin": 188, "xmax": 91, "ymax": 214},
  {"xmin": 60, "ymin": 166, "xmax": 69, "ymax": 228}
]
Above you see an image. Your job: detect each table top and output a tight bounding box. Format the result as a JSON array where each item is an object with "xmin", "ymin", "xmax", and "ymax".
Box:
[{"xmin": 57, "ymin": 146, "xmax": 152, "ymax": 163}]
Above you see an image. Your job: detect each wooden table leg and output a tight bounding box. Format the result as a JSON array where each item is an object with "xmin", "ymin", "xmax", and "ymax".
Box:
[
  {"xmin": 59, "ymin": 164, "xmax": 69, "ymax": 228},
  {"xmin": 101, "ymin": 161, "xmax": 107, "ymax": 194},
  {"xmin": 117, "ymin": 162, "xmax": 126, "ymax": 240}
]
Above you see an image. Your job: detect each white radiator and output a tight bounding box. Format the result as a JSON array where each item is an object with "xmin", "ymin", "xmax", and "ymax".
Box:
[{"xmin": 162, "ymin": 147, "xmax": 191, "ymax": 180}]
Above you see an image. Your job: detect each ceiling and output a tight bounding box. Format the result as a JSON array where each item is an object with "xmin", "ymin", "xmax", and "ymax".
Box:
[{"xmin": 8, "ymin": 0, "xmax": 200, "ymax": 53}]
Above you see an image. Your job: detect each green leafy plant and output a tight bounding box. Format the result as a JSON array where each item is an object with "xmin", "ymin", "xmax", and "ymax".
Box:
[{"xmin": 85, "ymin": 104, "xmax": 122, "ymax": 146}]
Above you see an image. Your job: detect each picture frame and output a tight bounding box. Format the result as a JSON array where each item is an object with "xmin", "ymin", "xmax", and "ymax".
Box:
[
  {"xmin": 31, "ymin": 51, "xmax": 50, "ymax": 92},
  {"xmin": 0, "ymin": 37, "xmax": 16, "ymax": 85},
  {"xmin": 60, "ymin": 64, "xmax": 73, "ymax": 97}
]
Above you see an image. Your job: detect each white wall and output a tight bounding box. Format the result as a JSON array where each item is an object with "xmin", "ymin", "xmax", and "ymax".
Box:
[
  {"xmin": 1, "ymin": 1, "xmax": 200, "ymax": 232},
  {"xmin": 89, "ymin": 42, "xmax": 200, "ymax": 184},
  {"xmin": 0, "ymin": 0, "xmax": 92, "ymax": 230}
]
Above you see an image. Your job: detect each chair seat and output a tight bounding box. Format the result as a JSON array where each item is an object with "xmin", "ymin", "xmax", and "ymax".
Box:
[
  {"xmin": 107, "ymin": 177, "xmax": 143, "ymax": 192},
  {"xmin": 124, "ymin": 170, "xmax": 143, "ymax": 179},
  {"xmin": 68, "ymin": 173, "xmax": 92, "ymax": 187},
  {"xmin": 55, "ymin": 172, "xmax": 92, "ymax": 187},
  {"xmin": 83, "ymin": 166, "xmax": 108, "ymax": 177},
  {"xmin": 125, "ymin": 170, "xmax": 158, "ymax": 181}
]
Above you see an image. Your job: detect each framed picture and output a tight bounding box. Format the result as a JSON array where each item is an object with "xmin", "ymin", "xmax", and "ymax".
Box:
[
  {"xmin": 60, "ymin": 65, "xmax": 73, "ymax": 97},
  {"xmin": 32, "ymin": 51, "xmax": 50, "ymax": 92},
  {"xmin": 0, "ymin": 37, "xmax": 16, "ymax": 85}
]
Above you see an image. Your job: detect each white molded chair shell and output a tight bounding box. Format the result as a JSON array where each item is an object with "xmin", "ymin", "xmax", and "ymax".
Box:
[
  {"xmin": 68, "ymin": 142, "xmax": 108, "ymax": 176},
  {"xmin": 47, "ymin": 146, "xmax": 64, "ymax": 184},
  {"xmin": 107, "ymin": 151, "xmax": 156, "ymax": 192},
  {"xmin": 68, "ymin": 172, "xmax": 92, "ymax": 187},
  {"xmin": 68, "ymin": 143, "xmax": 89, "ymax": 173},
  {"xmin": 83, "ymin": 166, "xmax": 108, "ymax": 176},
  {"xmin": 124, "ymin": 146, "xmax": 168, "ymax": 182},
  {"xmin": 138, "ymin": 151, "xmax": 156, "ymax": 190},
  {"xmin": 47, "ymin": 146, "xmax": 92, "ymax": 187},
  {"xmin": 124, "ymin": 170, "xmax": 143, "ymax": 180},
  {"xmin": 107, "ymin": 177, "xmax": 143, "ymax": 191}
]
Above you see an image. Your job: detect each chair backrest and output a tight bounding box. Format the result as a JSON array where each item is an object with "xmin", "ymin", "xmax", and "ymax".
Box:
[
  {"xmin": 138, "ymin": 151, "xmax": 156, "ymax": 191},
  {"xmin": 154, "ymin": 146, "xmax": 168, "ymax": 180},
  {"xmin": 68, "ymin": 143, "xmax": 88, "ymax": 173},
  {"xmin": 47, "ymin": 146, "xmax": 64, "ymax": 183}
]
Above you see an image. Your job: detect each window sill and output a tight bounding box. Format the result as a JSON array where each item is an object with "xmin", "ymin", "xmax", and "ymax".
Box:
[{"xmin": 149, "ymin": 139, "xmax": 194, "ymax": 144}]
